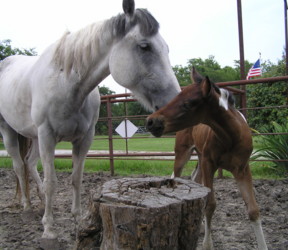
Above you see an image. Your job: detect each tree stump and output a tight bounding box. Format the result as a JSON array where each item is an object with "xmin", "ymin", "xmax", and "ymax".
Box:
[{"xmin": 76, "ymin": 177, "xmax": 210, "ymax": 250}]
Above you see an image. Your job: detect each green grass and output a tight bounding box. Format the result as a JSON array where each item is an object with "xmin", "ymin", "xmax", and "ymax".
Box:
[
  {"xmin": 0, "ymin": 155, "xmax": 280, "ymax": 179},
  {"xmin": 0, "ymin": 135, "xmax": 266, "ymax": 152},
  {"xmin": 0, "ymin": 135, "xmax": 282, "ymax": 179},
  {"xmin": 57, "ymin": 135, "xmax": 175, "ymax": 152}
]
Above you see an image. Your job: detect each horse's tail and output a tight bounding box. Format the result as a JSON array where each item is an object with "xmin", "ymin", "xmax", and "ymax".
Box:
[{"xmin": 15, "ymin": 134, "xmax": 31, "ymax": 201}]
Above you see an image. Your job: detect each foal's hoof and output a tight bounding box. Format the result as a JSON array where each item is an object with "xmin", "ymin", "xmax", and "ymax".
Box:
[{"xmin": 39, "ymin": 238, "xmax": 61, "ymax": 250}]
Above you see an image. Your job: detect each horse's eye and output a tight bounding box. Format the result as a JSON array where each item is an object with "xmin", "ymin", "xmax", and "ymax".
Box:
[{"xmin": 138, "ymin": 42, "xmax": 150, "ymax": 51}]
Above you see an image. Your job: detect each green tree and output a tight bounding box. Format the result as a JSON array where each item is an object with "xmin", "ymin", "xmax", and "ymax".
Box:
[
  {"xmin": 247, "ymin": 56, "xmax": 288, "ymax": 131},
  {"xmin": 172, "ymin": 65, "xmax": 191, "ymax": 86},
  {"xmin": 0, "ymin": 39, "xmax": 36, "ymax": 60},
  {"xmin": 173, "ymin": 56, "xmax": 239, "ymax": 87},
  {"xmin": 96, "ymin": 86, "xmax": 116, "ymax": 135}
]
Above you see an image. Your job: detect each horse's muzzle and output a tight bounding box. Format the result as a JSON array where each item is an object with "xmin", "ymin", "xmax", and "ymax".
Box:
[{"xmin": 146, "ymin": 117, "xmax": 165, "ymax": 137}]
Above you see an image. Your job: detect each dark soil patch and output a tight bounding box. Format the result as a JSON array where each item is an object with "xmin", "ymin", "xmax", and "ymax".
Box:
[{"xmin": 0, "ymin": 169, "xmax": 287, "ymax": 249}]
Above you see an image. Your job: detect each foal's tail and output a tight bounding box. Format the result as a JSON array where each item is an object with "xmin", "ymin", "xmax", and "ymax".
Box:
[{"xmin": 15, "ymin": 134, "xmax": 32, "ymax": 201}]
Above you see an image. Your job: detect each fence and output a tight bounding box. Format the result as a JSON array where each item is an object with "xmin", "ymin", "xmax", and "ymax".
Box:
[
  {"xmin": 0, "ymin": 76, "xmax": 287, "ymax": 175},
  {"xmin": 83, "ymin": 76, "xmax": 288, "ymax": 175}
]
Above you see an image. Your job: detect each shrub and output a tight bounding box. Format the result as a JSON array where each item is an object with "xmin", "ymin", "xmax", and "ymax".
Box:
[{"xmin": 252, "ymin": 122, "xmax": 288, "ymax": 177}]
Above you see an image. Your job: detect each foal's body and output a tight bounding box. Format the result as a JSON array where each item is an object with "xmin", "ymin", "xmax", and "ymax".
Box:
[
  {"xmin": 147, "ymin": 68, "xmax": 267, "ymax": 249},
  {"xmin": 173, "ymin": 112, "xmax": 261, "ymax": 249}
]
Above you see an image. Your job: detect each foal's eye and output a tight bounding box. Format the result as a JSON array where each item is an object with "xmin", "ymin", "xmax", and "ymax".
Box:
[{"xmin": 183, "ymin": 100, "xmax": 198, "ymax": 110}]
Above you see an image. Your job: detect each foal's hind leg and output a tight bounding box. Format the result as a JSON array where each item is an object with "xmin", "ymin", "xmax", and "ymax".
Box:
[
  {"xmin": 0, "ymin": 120, "xmax": 31, "ymax": 210},
  {"xmin": 233, "ymin": 165, "xmax": 268, "ymax": 250}
]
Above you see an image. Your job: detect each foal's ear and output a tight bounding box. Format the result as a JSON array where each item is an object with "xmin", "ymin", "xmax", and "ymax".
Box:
[
  {"xmin": 201, "ymin": 76, "xmax": 213, "ymax": 98},
  {"xmin": 190, "ymin": 67, "xmax": 204, "ymax": 84},
  {"xmin": 123, "ymin": 0, "xmax": 135, "ymax": 17}
]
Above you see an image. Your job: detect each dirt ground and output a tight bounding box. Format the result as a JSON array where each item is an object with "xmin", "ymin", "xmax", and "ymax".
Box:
[{"xmin": 0, "ymin": 168, "xmax": 287, "ymax": 250}]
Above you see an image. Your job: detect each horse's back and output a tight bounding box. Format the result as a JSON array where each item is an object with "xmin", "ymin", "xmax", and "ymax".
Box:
[
  {"xmin": 0, "ymin": 55, "xmax": 39, "ymax": 136},
  {"xmin": 0, "ymin": 55, "xmax": 38, "ymax": 92}
]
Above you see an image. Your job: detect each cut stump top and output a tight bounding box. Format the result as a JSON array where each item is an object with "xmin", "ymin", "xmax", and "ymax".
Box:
[{"xmin": 100, "ymin": 177, "xmax": 210, "ymax": 208}]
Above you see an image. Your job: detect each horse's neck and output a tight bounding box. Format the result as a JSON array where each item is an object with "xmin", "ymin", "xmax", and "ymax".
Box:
[
  {"xmin": 205, "ymin": 109, "xmax": 244, "ymax": 147},
  {"xmin": 52, "ymin": 19, "xmax": 118, "ymax": 104}
]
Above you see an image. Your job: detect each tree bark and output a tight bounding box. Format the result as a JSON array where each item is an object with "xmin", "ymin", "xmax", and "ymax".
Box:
[{"xmin": 76, "ymin": 177, "xmax": 210, "ymax": 250}]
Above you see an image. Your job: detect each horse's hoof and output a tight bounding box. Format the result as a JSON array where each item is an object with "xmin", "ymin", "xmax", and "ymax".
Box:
[
  {"xmin": 42, "ymin": 230, "xmax": 57, "ymax": 240},
  {"xmin": 21, "ymin": 209, "xmax": 38, "ymax": 222},
  {"xmin": 39, "ymin": 238, "xmax": 61, "ymax": 250}
]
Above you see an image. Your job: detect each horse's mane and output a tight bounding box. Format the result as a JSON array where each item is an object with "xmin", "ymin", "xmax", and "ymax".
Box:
[{"xmin": 53, "ymin": 9, "xmax": 159, "ymax": 78}]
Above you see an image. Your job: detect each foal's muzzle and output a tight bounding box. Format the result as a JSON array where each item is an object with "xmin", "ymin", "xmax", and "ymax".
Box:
[{"xmin": 146, "ymin": 117, "xmax": 165, "ymax": 137}]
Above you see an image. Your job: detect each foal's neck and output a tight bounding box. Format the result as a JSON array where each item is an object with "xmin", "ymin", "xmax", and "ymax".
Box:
[{"xmin": 206, "ymin": 108, "xmax": 245, "ymax": 148}]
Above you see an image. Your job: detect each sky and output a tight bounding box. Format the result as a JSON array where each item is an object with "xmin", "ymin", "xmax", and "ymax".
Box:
[{"xmin": 0, "ymin": 0, "xmax": 285, "ymax": 93}]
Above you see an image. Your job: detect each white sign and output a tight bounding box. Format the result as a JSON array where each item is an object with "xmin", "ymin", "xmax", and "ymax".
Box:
[{"xmin": 115, "ymin": 120, "xmax": 138, "ymax": 138}]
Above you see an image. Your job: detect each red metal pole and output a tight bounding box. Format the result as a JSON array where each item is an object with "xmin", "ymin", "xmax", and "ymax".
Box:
[
  {"xmin": 284, "ymin": 0, "xmax": 288, "ymax": 75},
  {"xmin": 237, "ymin": 0, "xmax": 247, "ymax": 117},
  {"xmin": 106, "ymin": 97, "xmax": 115, "ymax": 175}
]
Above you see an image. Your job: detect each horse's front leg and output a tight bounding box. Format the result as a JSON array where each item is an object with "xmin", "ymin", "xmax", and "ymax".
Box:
[
  {"xmin": 38, "ymin": 128, "xmax": 57, "ymax": 239},
  {"xmin": 71, "ymin": 131, "xmax": 94, "ymax": 234}
]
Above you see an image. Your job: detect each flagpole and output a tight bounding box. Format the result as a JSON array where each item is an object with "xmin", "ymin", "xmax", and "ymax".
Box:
[
  {"xmin": 237, "ymin": 0, "xmax": 245, "ymax": 80},
  {"xmin": 237, "ymin": 0, "xmax": 247, "ymax": 117}
]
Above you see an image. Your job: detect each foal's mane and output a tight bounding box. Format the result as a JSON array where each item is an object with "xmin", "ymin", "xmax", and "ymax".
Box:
[
  {"xmin": 53, "ymin": 9, "xmax": 159, "ymax": 78},
  {"xmin": 213, "ymin": 84, "xmax": 235, "ymax": 108}
]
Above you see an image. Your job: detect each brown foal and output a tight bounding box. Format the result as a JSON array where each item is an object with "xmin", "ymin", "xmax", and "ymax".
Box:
[{"xmin": 146, "ymin": 68, "xmax": 267, "ymax": 250}]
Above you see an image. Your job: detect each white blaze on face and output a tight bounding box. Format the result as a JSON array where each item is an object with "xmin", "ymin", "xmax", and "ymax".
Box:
[{"xmin": 219, "ymin": 89, "xmax": 229, "ymax": 110}]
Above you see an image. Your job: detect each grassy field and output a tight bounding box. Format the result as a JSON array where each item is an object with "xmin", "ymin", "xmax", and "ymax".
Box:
[
  {"xmin": 0, "ymin": 135, "xmax": 280, "ymax": 179},
  {"xmin": 56, "ymin": 134, "xmax": 175, "ymax": 152}
]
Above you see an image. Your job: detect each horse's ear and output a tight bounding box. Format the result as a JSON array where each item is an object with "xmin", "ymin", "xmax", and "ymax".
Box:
[
  {"xmin": 201, "ymin": 76, "xmax": 213, "ymax": 98},
  {"xmin": 123, "ymin": 0, "xmax": 135, "ymax": 17},
  {"xmin": 190, "ymin": 67, "xmax": 204, "ymax": 84}
]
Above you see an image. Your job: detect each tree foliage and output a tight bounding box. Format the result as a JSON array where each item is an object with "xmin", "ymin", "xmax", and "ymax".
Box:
[
  {"xmin": 173, "ymin": 55, "xmax": 240, "ymax": 86},
  {"xmin": 0, "ymin": 39, "xmax": 37, "ymax": 60},
  {"xmin": 247, "ymin": 56, "xmax": 288, "ymax": 131}
]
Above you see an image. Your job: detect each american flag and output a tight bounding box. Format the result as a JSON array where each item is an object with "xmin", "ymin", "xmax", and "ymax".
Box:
[{"xmin": 246, "ymin": 59, "xmax": 262, "ymax": 80}]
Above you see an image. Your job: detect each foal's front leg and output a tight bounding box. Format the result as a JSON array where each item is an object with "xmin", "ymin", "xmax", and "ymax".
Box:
[
  {"xmin": 201, "ymin": 158, "xmax": 217, "ymax": 250},
  {"xmin": 173, "ymin": 130, "xmax": 194, "ymax": 178},
  {"xmin": 38, "ymin": 128, "xmax": 58, "ymax": 239}
]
